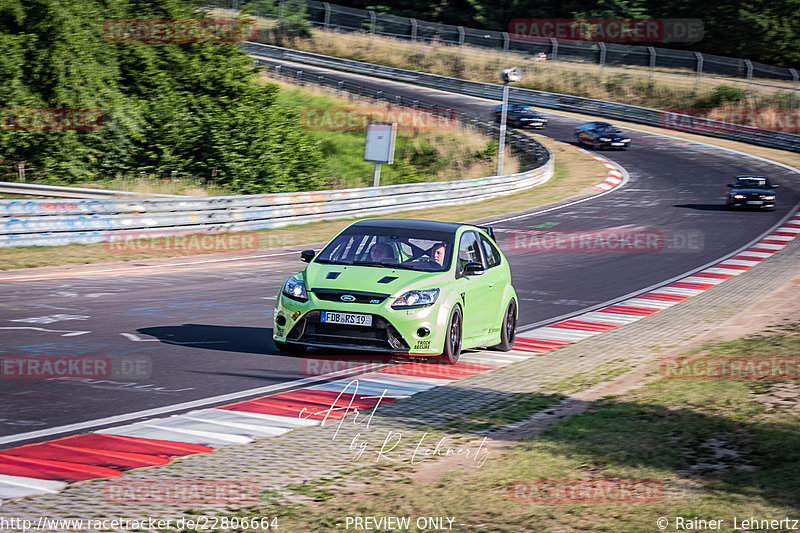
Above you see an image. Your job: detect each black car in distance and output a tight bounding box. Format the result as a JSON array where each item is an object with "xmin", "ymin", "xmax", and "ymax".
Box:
[
  {"xmin": 575, "ymin": 121, "xmax": 631, "ymax": 150},
  {"xmin": 726, "ymin": 175, "xmax": 778, "ymax": 210},
  {"xmin": 493, "ymin": 104, "xmax": 548, "ymax": 129}
]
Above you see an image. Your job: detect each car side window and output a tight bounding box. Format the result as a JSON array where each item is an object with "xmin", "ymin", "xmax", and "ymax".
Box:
[
  {"xmin": 457, "ymin": 231, "xmax": 483, "ymax": 276},
  {"xmin": 480, "ymin": 234, "xmax": 501, "ymax": 268}
]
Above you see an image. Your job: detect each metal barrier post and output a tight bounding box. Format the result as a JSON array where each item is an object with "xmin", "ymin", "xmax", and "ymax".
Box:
[
  {"xmin": 695, "ymin": 52, "xmax": 703, "ymax": 92},
  {"xmin": 648, "ymin": 47, "xmax": 656, "ymax": 85},
  {"xmin": 550, "ymin": 38, "xmax": 558, "ymax": 61},
  {"xmin": 791, "ymin": 69, "xmax": 798, "ymax": 108},
  {"xmin": 458, "ymin": 26, "xmax": 465, "ymax": 63},
  {"xmin": 598, "ymin": 42, "xmax": 606, "ymax": 82},
  {"xmin": 323, "ymin": 2, "xmax": 331, "ymax": 30},
  {"xmin": 745, "ymin": 59, "xmax": 753, "ymax": 97},
  {"xmin": 410, "ymin": 18, "xmax": 418, "ymax": 52},
  {"xmin": 503, "ymin": 32, "xmax": 509, "ymax": 62}
]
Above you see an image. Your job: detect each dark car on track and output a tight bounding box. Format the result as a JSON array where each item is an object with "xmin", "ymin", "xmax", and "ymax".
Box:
[
  {"xmin": 726, "ymin": 175, "xmax": 778, "ymax": 210},
  {"xmin": 493, "ymin": 104, "xmax": 547, "ymax": 129},
  {"xmin": 575, "ymin": 121, "xmax": 631, "ymax": 150}
]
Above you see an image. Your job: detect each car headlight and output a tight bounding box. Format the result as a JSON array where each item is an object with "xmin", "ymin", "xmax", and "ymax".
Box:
[
  {"xmin": 391, "ymin": 289, "xmax": 440, "ymax": 309},
  {"xmin": 282, "ymin": 276, "xmax": 308, "ymax": 302},
  {"xmin": 599, "ymin": 137, "xmax": 611, "ymax": 141},
  {"xmin": 733, "ymin": 194, "xmax": 746, "ymax": 199},
  {"xmin": 621, "ymin": 138, "xmax": 631, "ymax": 142},
  {"xmin": 764, "ymin": 195, "xmax": 775, "ymax": 200}
]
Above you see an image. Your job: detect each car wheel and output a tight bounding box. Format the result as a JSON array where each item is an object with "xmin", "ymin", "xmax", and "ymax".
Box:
[
  {"xmin": 274, "ymin": 339, "xmax": 307, "ymax": 354},
  {"xmin": 491, "ymin": 299, "xmax": 517, "ymax": 352},
  {"xmin": 592, "ymin": 140, "xmax": 601, "ymax": 150},
  {"xmin": 438, "ymin": 306, "xmax": 462, "ymax": 364}
]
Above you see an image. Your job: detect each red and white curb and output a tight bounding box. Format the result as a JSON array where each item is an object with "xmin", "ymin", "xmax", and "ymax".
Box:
[
  {"xmin": 0, "ymin": 359, "xmax": 532, "ymax": 504},
  {"xmin": 536, "ymin": 135, "xmax": 625, "ymax": 193},
  {"xmin": 582, "ymin": 148, "xmax": 625, "ymax": 192},
  {"xmin": 511, "ymin": 212, "xmax": 800, "ymax": 354}
]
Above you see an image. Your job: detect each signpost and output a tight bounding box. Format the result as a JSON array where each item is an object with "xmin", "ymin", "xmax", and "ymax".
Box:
[{"xmin": 364, "ymin": 121, "xmax": 397, "ymax": 187}]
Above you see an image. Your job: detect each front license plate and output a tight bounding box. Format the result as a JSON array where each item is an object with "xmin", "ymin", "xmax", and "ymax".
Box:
[
  {"xmin": 746, "ymin": 201, "xmax": 763, "ymax": 205},
  {"xmin": 321, "ymin": 311, "xmax": 372, "ymax": 327},
  {"xmin": 611, "ymin": 142, "xmax": 625, "ymax": 146}
]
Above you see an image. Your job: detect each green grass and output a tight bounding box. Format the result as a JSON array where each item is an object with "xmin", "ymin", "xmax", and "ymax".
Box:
[
  {"xmin": 545, "ymin": 359, "xmax": 630, "ymax": 395},
  {"xmin": 274, "ymin": 84, "xmax": 501, "ymax": 188}
]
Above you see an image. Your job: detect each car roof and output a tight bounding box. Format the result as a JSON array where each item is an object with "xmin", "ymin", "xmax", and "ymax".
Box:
[
  {"xmin": 350, "ymin": 218, "xmax": 465, "ymax": 234},
  {"xmin": 735, "ymin": 175, "xmax": 767, "ymax": 179}
]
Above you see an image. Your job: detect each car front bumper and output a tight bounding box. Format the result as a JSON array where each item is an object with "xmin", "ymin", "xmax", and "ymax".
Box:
[
  {"xmin": 728, "ymin": 199, "xmax": 775, "ymax": 209},
  {"xmin": 273, "ymin": 293, "xmax": 450, "ymax": 356}
]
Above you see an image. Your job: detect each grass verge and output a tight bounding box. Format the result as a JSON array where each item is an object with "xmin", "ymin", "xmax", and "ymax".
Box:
[
  {"xmin": 270, "ymin": 79, "xmax": 514, "ymax": 188},
  {"xmin": 202, "ymin": 324, "xmax": 800, "ymax": 532}
]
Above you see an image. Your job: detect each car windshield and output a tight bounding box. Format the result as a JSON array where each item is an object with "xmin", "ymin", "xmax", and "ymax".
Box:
[
  {"xmin": 734, "ymin": 177, "xmax": 769, "ymax": 188},
  {"xmin": 315, "ymin": 226, "xmax": 455, "ymax": 272},
  {"xmin": 596, "ymin": 124, "xmax": 617, "ymax": 132}
]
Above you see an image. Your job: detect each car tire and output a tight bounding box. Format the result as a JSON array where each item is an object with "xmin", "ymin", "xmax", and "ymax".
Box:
[
  {"xmin": 274, "ymin": 339, "xmax": 307, "ymax": 354},
  {"xmin": 438, "ymin": 306, "xmax": 462, "ymax": 364},
  {"xmin": 592, "ymin": 140, "xmax": 601, "ymax": 151},
  {"xmin": 491, "ymin": 299, "xmax": 517, "ymax": 352}
]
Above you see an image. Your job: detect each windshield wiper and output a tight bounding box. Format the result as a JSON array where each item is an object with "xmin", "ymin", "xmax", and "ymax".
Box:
[
  {"xmin": 354, "ymin": 260, "xmax": 423, "ymax": 271},
  {"xmin": 315, "ymin": 258, "xmax": 352, "ymax": 265}
]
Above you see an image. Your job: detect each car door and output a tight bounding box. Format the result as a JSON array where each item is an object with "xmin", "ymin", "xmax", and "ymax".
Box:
[
  {"xmin": 478, "ymin": 233, "xmax": 505, "ymax": 333},
  {"xmin": 455, "ymin": 230, "xmax": 493, "ymax": 341}
]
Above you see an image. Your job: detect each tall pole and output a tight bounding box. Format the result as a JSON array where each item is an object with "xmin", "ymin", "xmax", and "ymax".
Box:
[{"xmin": 496, "ymin": 82, "xmax": 510, "ymax": 176}]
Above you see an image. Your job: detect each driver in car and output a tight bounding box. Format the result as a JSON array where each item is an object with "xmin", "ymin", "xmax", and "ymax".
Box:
[{"xmin": 430, "ymin": 242, "xmax": 447, "ymax": 266}]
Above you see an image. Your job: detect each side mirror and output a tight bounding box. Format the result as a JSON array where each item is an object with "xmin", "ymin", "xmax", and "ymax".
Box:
[
  {"xmin": 463, "ymin": 262, "xmax": 485, "ymax": 276},
  {"xmin": 300, "ymin": 250, "xmax": 315, "ymax": 263},
  {"xmin": 772, "ymin": 184, "xmax": 780, "ymax": 189}
]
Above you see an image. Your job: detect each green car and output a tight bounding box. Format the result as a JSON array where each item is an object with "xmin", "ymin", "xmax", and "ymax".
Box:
[{"xmin": 273, "ymin": 219, "xmax": 518, "ymax": 364}]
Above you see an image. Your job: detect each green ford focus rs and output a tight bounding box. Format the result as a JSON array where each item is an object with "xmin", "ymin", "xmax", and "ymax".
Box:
[{"xmin": 273, "ymin": 219, "xmax": 517, "ymax": 364}]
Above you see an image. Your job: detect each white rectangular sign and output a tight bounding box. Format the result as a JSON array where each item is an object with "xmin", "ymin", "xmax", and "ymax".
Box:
[{"xmin": 364, "ymin": 122, "xmax": 397, "ymax": 164}]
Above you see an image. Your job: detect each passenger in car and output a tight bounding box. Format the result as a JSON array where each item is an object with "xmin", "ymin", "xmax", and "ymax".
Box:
[{"xmin": 370, "ymin": 242, "xmax": 395, "ymax": 262}]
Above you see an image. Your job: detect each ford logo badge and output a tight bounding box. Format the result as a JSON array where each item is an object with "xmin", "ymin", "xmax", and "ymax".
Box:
[{"xmin": 340, "ymin": 294, "xmax": 356, "ymax": 302}]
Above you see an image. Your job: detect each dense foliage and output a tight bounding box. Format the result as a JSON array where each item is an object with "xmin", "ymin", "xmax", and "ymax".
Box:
[
  {"xmin": 0, "ymin": 0, "xmax": 326, "ymax": 193},
  {"xmin": 344, "ymin": 0, "xmax": 800, "ymax": 68}
]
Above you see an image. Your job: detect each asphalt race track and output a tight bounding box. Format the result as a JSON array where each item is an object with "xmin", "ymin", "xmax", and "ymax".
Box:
[{"xmin": 1, "ymin": 58, "xmax": 798, "ymax": 447}]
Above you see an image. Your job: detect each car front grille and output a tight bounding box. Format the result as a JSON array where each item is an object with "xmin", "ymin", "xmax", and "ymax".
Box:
[
  {"xmin": 287, "ymin": 311, "xmax": 409, "ymax": 352},
  {"xmin": 311, "ymin": 289, "xmax": 389, "ymax": 305}
]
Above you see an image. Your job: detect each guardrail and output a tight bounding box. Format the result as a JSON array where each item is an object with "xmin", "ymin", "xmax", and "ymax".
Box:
[
  {"xmin": 0, "ymin": 163, "xmax": 552, "ymax": 248},
  {"xmin": 243, "ymin": 41, "xmax": 800, "ymax": 153},
  {"xmin": 0, "ymin": 182, "xmax": 183, "ymax": 200},
  {"xmin": 0, "ymin": 74, "xmax": 552, "ymax": 248}
]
